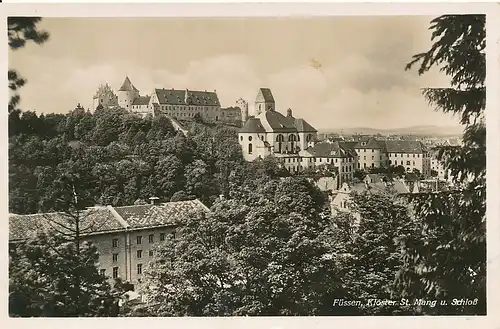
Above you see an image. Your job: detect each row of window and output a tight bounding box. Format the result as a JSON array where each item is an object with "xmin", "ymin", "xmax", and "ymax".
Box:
[
  {"xmin": 111, "ymin": 249, "xmax": 155, "ymax": 263},
  {"xmin": 158, "ymin": 105, "xmax": 218, "ymax": 112},
  {"xmin": 389, "ymin": 153, "xmax": 422, "ymax": 158},
  {"xmin": 100, "ymin": 264, "xmax": 142, "ymax": 279},
  {"xmin": 112, "ymin": 232, "xmax": 174, "ymax": 248},
  {"xmin": 388, "ymin": 160, "xmax": 417, "ymax": 166}
]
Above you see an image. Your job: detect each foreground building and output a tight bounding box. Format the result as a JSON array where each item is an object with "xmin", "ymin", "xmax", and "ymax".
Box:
[{"xmin": 9, "ymin": 199, "xmax": 210, "ymax": 286}]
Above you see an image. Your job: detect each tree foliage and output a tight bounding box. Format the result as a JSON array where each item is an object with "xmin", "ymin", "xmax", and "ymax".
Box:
[
  {"xmin": 8, "ymin": 17, "xmax": 50, "ymax": 113},
  {"xmin": 140, "ymin": 177, "xmax": 353, "ymax": 316},
  {"xmin": 396, "ymin": 14, "xmax": 486, "ymax": 315},
  {"xmin": 9, "ymin": 110, "xmax": 250, "ymax": 214},
  {"xmin": 9, "ymin": 233, "xmax": 116, "ymax": 317}
]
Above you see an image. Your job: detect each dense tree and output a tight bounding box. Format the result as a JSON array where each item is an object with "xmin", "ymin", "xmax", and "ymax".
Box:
[
  {"xmin": 342, "ymin": 193, "xmax": 421, "ymax": 315},
  {"xmin": 9, "ymin": 233, "xmax": 116, "ymax": 317},
  {"xmin": 140, "ymin": 178, "xmax": 350, "ymax": 316},
  {"xmin": 395, "ymin": 15, "xmax": 486, "ymax": 315}
]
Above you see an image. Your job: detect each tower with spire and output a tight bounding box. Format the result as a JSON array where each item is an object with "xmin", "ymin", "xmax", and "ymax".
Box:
[{"xmin": 117, "ymin": 76, "xmax": 140, "ymax": 110}]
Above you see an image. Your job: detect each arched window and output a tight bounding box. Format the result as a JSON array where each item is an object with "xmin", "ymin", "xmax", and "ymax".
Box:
[
  {"xmin": 248, "ymin": 136, "xmax": 252, "ymax": 141},
  {"xmin": 276, "ymin": 134, "xmax": 284, "ymax": 153},
  {"xmin": 288, "ymin": 135, "xmax": 297, "ymax": 152},
  {"xmin": 306, "ymin": 134, "xmax": 313, "ymax": 142},
  {"xmin": 248, "ymin": 143, "xmax": 253, "ymax": 154}
]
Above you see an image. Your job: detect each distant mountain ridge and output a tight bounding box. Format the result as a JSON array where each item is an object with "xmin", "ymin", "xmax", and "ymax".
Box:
[{"xmin": 319, "ymin": 125, "xmax": 464, "ymax": 137}]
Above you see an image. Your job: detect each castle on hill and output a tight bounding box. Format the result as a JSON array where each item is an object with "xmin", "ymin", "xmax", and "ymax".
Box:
[{"xmin": 92, "ymin": 76, "xmax": 248, "ymax": 126}]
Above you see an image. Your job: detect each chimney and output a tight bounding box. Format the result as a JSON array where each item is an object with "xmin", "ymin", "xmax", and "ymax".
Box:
[
  {"xmin": 287, "ymin": 108, "xmax": 293, "ymax": 117},
  {"xmin": 149, "ymin": 196, "xmax": 160, "ymax": 205},
  {"xmin": 185, "ymin": 89, "xmax": 189, "ymax": 103}
]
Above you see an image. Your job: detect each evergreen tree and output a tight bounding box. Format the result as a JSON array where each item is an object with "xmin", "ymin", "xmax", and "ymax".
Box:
[
  {"xmin": 8, "ymin": 17, "xmax": 50, "ymax": 113},
  {"xmin": 395, "ymin": 15, "xmax": 486, "ymax": 315}
]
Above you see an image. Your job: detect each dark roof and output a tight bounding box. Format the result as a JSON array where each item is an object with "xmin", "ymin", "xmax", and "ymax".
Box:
[
  {"xmin": 384, "ymin": 141, "xmax": 426, "ymax": 153},
  {"xmin": 258, "ymin": 88, "xmax": 275, "ymax": 103},
  {"xmin": 9, "ymin": 207, "xmax": 125, "ymax": 242},
  {"xmin": 154, "ymin": 89, "xmax": 220, "ymax": 106},
  {"xmin": 119, "ymin": 76, "xmax": 139, "ymax": 92},
  {"xmin": 339, "ymin": 141, "xmax": 358, "ymax": 150},
  {"xmin": 9, "ymin": 200, "xmax": 209, "ymax": 242},
  {"xmin": 132, "ymin": 96, "xmax": 151, "ymax": 106},
  {"xmin": 260, "ymin": 110, "xmax": 297, "ymax": 132},
  {"xmin": 293, "ymin": 118, "xmax": 317, "ymax": 132},
  {"xmin": 354, "ymin": 137, "xmax": 385, "ymax": 149},
  {"xmin": 114, "ymin": 200, "xmax": 208, "ymax": 229},
  {"xmin": 312, "ymin": 141, "xmax": 352, "ymax": 158},
  {"xmin": 239, "ymin": 117, "xmax": 266, "ymax": 133}
]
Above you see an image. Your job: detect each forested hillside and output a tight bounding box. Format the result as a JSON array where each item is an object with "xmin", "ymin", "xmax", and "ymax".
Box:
[{"xmin": 8, "ymin": 106, "xmax": 285, "ymax": 214}]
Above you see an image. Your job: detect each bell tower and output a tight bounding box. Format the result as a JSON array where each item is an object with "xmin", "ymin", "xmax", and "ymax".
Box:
[{"xmin": 255, "ymin": 88, "xmax": 275, "ymax": 116}]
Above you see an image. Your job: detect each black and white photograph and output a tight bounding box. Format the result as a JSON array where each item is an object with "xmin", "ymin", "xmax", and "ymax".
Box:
[{"xmin": 4, "ymin": 1, "xmax": 496, "ymax": 322}]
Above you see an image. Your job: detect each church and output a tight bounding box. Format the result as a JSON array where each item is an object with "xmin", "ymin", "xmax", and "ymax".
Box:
[
  {"xmin": 238, "ymin": 88, "xmax": 318, "ymax": 163},
  {"xmin": 238, "ymin": 88, "xmax": 356, "ymax": 185}
]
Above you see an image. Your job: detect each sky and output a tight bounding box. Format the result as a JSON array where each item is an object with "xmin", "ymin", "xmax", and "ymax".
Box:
[{"xmin": 8, "ymin": 16, "xmax": 459, "ymax": 130}]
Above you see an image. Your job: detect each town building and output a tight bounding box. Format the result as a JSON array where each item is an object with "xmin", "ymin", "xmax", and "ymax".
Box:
[
  {"xmin": 353, "ymin": 137, "xmax": 388, "ymax": 170},
  {"xmin": 385, "ymin": 140, "xmax": 431, "ymax": 177},
  {"xmin": 9, "ymin": 199, "xmax": 210, "ymax": 287},
  {"xmin": 299, "ymin": 140, "xmax": 358, "ymax": 185}
]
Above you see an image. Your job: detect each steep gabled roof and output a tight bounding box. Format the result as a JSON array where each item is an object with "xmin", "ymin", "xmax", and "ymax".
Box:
[
  {"xmin": 119, "ymin": 76, "xmax": 139, "ymax": 92},
  {"xmin": 257, "ymin": 88, "xmax": 275, "ymax": 103},
  {"xmin": 258, "ymin": 110, "xmax": 297, "ymax": 132},
  {"xmin": 293, "ymin": 118, "xmax": 317, "ymax": 132}
]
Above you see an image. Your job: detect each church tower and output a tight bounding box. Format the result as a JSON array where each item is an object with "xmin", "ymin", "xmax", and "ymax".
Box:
[
  {"xmin": 255, "ymin": 88, "xmax": 275, "ymax": 116},
  {"xmin": 117, "ymin": 76, "xmax": 140, "ymax": 110},
  {"xmin": 236, "ymin": 98, "xmax": 249, "ymax": 124}
]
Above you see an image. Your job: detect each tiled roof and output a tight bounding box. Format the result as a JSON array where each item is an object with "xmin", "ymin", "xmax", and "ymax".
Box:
[
  {"xmin": 114, "ymin": 200, "xmax": 208, "ymax": 229},
  {"xmin": 154, "ymin": 89, "xmax": 220, "ymax": 106},
  {"xmin": 259, "ymin": 110, "xmax": 297, "ymax": 132},
  {"xmin": 132, "ymin": 96, "xmax": 151, "ymax": 106},
  {"xmin": 384, "ymin": 141, "xmax": 425, "ymax": 154},
  {"xmin": 258, "ymin": 88, "xmax": 275, "ymax": 103},
  {"xmin": 312, "ymin": 141, "xmax": 346, "ymax": 158},
  {"xmin": 119, "ymin": 76, "xmax": 139, "ymax": 92},
  {"xmin": 350, "ymin": 182, "xmax": 388, "ymax": 195},
  {"xmin": 9, "ymin": 207, "xmax": 125, "ymax": 242},
  {"xmin": 293, "ymin": 118, "xmax": 317, "ymax": 132},
  {"xmin": 339, "ymin": 141, "xmax": 358, "ymax": 150},
  {"xmin": 239, "ymin": 117, "xmax": 266, "ymax": 133},
  {"xmin": 9, "ymin": 200, "xmax": 209, "ymax": 242},
  {"xmin": 354, "ymin": 137, "xmax": 385, "ymax": 149}
]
